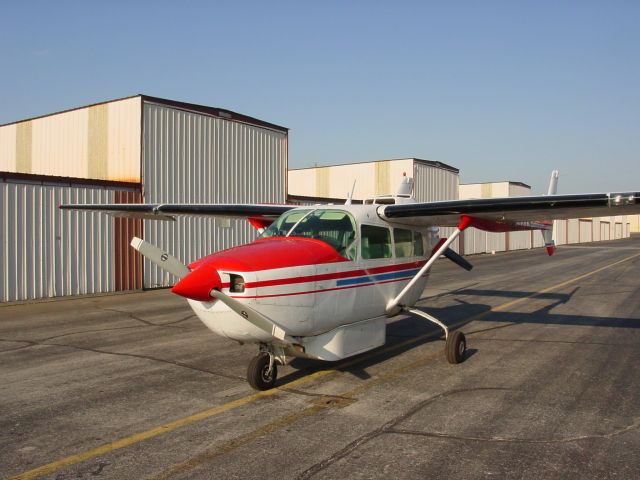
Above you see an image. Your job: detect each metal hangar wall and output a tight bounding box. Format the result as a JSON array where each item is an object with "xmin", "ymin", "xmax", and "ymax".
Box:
[
  {"xmin": 288, "ymin": 158, "xmax": 460, "ymax": 202},
  {"xmin": 0, "ymin": 95, "xmax": 288, "ymax": 302}
]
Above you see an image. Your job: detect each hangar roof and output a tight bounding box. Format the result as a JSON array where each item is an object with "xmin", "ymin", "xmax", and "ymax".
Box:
[
  {"xmin": 290, "ymin": 157, "xmax": 459, "ymax": 174},
  {"xmin": 0, "ymin": 94, "xmax": 289, "ymax": 133}
]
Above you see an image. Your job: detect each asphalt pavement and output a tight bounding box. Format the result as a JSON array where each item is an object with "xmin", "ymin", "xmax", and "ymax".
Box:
[{"xmin": 2, "ymin": 236, "xmax": 640, "ymax": 479}]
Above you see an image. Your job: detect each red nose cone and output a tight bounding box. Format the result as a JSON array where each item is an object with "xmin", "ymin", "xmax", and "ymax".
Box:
[{"xmin": 171, "ymin": 264, "xmax": 222, "ymax": 301}]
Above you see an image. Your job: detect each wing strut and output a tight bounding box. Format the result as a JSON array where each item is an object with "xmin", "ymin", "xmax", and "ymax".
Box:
[{"xmin": 386, "ymin": 215, "xmax": 472, "ymax": 314}]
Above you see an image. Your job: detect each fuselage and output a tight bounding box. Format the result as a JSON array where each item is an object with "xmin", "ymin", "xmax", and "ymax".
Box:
[{"xmin": 175, "ymin": 204, "xmax": 440, "ymax": 348}]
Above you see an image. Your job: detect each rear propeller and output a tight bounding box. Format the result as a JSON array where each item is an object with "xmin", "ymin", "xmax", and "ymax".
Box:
[
  {"xmin": 429, "ymin": 238, "xmax": 473, "ymax": 272},
  {"xmin": 443, "ymin": 248, "xmax": 473, "ymax": 271}
]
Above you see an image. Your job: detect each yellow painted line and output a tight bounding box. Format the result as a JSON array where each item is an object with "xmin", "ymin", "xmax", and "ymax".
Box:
[
  {"xmin": 7, "ymin": 251, "xmax": 640, "ymax": 480},
  {"xmin": 151, "ymin": 349, "xmax": 446, "ymax": 480}
]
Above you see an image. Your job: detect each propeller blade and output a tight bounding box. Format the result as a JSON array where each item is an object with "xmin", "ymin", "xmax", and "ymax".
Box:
[
  {"xmin": 209, "ymin": 290, "xmax": 292, "ymax": 342},
  {"xmin": 130, "ymin": 236, "xmax": 293, "ymax": 344},
  {"xmin": 130, "ymin": 237, "xmax": 190, "ymax": 279},
  {"xmin": 443, "ymin": 248, "xmax": 473, "ymax": 271}
]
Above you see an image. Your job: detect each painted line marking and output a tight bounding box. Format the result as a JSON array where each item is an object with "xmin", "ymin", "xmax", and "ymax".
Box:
[
  {"xmin": 150, "ymin": 350, "xmax": 446, "ymax": 480},
  {"xmin": 6, "ymin": 251, "xmax": 640, "ymax": 480}
]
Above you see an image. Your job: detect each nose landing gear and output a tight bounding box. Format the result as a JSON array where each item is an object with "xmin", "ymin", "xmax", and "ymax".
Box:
[
  {"xmin": 247, "ymin": 345, "xmax": 289, "ymax": 390},
  {"xmin": 247, "ymin": 352, "xmax": 277, "ymax": 390}
]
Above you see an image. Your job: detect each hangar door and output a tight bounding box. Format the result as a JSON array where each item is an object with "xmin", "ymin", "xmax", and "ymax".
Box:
[
  {"xmin": 615, "ymin": 223, "xmax": 623, "ymax": 239},
  {"xmin": 579, "ymin": 220, "xmax": 592, "ymax": 243},
  {"xmin": 600, "ymin": 222, "xmax": 610, "ymax": 241}
]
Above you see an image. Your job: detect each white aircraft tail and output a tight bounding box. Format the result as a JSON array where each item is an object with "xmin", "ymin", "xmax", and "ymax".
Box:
[
  {"xmin": 541, "ymin": 170, "xmax": 559, "ymax": 255},
  {"xmin": 547, "ymin": 170, "xmax": 559, "ymax": 195}
]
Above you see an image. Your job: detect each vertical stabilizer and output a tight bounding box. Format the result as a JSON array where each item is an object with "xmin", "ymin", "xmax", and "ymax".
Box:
[
  {"xmin": 547, "ymin": 170, "xmax": 559, "ymax": 195},
  {"xmin": 541, "ymin": 170, "xmax": 559, "ymax": 255}
]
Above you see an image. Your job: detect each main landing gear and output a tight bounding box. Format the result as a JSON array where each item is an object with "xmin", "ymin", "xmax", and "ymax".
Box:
[
  {"xmin": 247, "ymin": 346, "xmax": 289, "ymax": 390},
  {"xmin": 406, "ymin": 308, "xmax": 467, "ymax": 364}
]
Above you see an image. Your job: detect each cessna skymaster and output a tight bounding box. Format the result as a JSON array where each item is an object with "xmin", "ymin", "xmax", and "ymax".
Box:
[{"xmin": 62, "ymin": 172, "xmax": 640, "ymax": 390}]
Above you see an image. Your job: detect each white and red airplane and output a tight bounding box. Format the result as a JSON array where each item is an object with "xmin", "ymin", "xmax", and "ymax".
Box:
[{"xmin": 62, "ymin": 172, "xmax": 640, "ymax": 390}]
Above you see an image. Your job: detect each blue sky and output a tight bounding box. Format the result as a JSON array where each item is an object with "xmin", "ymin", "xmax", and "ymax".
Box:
[{"xmin": 1, "ymin": 1, "xmax": 638, "ymax": 193}]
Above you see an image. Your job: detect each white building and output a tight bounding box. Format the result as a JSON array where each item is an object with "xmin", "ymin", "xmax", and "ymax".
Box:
[
  {"xmin": 0, "ymin": 95, "xmax": 288, "ymax": 301},
  {"xmin": 288, "ymin": 158, "xmax": 459, "ymax": 202},
  {"xmin": 459, "ymin": 181, "xmax": 631, "ymax": 255}
]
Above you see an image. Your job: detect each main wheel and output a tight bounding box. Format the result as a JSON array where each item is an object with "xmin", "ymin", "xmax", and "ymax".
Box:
[
  {"xmin": 247, "ymin": 352, "xmax": 277, "ymax": 390},
  {"xmin": 445, "ymin": 331, "xmax": 466, "ymax": 364}
]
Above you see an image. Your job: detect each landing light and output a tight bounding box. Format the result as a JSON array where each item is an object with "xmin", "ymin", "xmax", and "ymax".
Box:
[{"xmin": 230, "ymin": 274, "xmax": 245, "ymax": 293}]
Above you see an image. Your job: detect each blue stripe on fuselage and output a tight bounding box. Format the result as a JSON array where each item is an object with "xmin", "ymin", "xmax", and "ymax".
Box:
[{"xmin": 336, "ymin": 268, "xmax": 420, "ymax": 287}]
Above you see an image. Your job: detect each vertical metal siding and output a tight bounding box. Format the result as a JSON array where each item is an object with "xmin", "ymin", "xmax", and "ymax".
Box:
[
  {"xmin": 142, "ymin": 103, "xmax": 287, "ymax": 288},
  {"xmin": 0, "ymin": 181, "xmax": 123, "ymax": 302},
  {"xmin": 413, "ymin": 162, "xmax": 459, "ymax": 202},
  {"xmin": 508, "ymin": 231, "xmax": 531, "ymax": 251},
  {"xmin": 114, "ymin": 190, "xmax": 143, "ymax": 291},
  {"xmin": 554, "ymin": 220, "xmax": 568, "ymax": 246},
  {"xmin": 413, "ymin": 162, "xmax": 460, "ymax": 252}
]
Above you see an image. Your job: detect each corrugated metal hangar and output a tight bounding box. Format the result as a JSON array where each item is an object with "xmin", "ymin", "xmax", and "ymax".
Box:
[
  {"xmin": 1, "ymin": 95, "xmax": 288, "ymax": 302},
  {"xmin": 0, "ymin": 98, "xmax": 635, "ymax": 303},
  {"xmin": 288, "ymin": 158, "xmax": 459, "ymax": 203}
]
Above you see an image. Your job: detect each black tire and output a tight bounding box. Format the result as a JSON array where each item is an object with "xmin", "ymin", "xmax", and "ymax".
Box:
[
  {"xmin": 445, "ymin": 331, "xmax": 466, "ymax": 364},
  {"xmin": 247, "ymin": 352, "xmax": 277, "ymax": 390}
]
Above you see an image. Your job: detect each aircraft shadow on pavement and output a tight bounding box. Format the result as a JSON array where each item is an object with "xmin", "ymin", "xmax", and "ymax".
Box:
[{"xmin": 279, "ymin": 287, "xmax": 639, "ymax": 388}]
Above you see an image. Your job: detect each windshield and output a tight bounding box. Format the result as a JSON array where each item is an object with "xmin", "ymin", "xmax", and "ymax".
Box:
[{"xmin": 261, "ymin": 209, "xmax": 357, "ymax": 260}]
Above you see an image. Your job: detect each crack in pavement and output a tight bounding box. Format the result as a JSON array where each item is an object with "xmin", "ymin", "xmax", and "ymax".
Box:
[
  {"xmin": 297, "ymin": 386, "xmax": 640, "ymax": 479},
  {"xmin": 0, "ymin": 337, "xmax": 245, "ymax": 382},
  {"xmin": 92, "ymin": 306, "xmax": 192, "ymax": 329},
  {"xmin": 295, "ymin": 387, "xmax": 513, "ymax": 479},
  {"xmin": 0, "ymin": 315, "xmax": 197, "ymax": 353},
  {"xmin": 386, "ymin": 417, "xmax": 640, "ymax": 443},
  {"xmin": 0, "ymin": 339, "xmax": 37, "ymax": 353},
  {"xmin": 38, "ymin": 314, "xmax": 197, "ymax": 342}
]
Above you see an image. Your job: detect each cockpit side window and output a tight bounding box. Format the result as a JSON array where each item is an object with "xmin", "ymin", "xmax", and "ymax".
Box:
[
  {"xmin": 394, "ymin": 228, "xmax": 425, "ymax": 257},
  {"xmin": 261, "ymin": 210, "xmax": 311, "ymax": 238},
  {"xmin": 261, "ymin": 209, "xmax": 357, "ymax": 260},
  {"xmin": 361, "ymin": 225, "xmax": 392, "ymax": 259}
]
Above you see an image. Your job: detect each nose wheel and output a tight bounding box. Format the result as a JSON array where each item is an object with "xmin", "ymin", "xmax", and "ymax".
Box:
[{"xmin": 247, "ymin": 352, "xmax": 277, "ymax": 390}]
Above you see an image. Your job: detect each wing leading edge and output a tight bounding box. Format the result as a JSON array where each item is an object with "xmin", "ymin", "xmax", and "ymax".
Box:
[
  {"xmin": 378, "ymin": 192, "xmax": 640, "ymax": 229},
  {"xmin": 59, "ymin": 203, "xmax": 295, "ymax": 221}
]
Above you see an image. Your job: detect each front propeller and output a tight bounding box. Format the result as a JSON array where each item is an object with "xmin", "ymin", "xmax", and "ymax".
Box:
[
  {"xmin": 171, "ymin": 263, "xmax": 223, "ymax": 301},
  {"xmin": 130, "ymin": 237, "xmax": 294, "ymax": 344}
]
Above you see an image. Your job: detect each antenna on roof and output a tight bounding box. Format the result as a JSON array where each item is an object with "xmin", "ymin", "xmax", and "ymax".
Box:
[
  {"xmin": 396, "ymin": 176, "xmax": 414, "ymax": 196},
  {"xmin": 345, "ymin": 180, "xmax": 357, "ymax": 205}
]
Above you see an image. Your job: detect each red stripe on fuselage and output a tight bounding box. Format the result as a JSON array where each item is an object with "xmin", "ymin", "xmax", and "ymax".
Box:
[
  {"xmin": 242, "ymin": 260, "xmax": 427, "ymax": 289},
  {"xmin": 230, "ymin": 275, "xmax": 423, "ymax": 299}
]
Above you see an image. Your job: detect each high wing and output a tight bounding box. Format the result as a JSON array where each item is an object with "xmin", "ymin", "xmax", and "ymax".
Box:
[
  {"xmin": 59, "ymin": 203, "xmax": 294, "ymax": 221},
  {"xmin": 378, "ymin": 191, "xmax": 640, "ymax": 230}
]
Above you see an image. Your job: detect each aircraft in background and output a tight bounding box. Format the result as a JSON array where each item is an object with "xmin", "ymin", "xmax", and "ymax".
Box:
[{"xmin": 61, "ymin": 172, "xmax": 640, "ymax": 390}]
